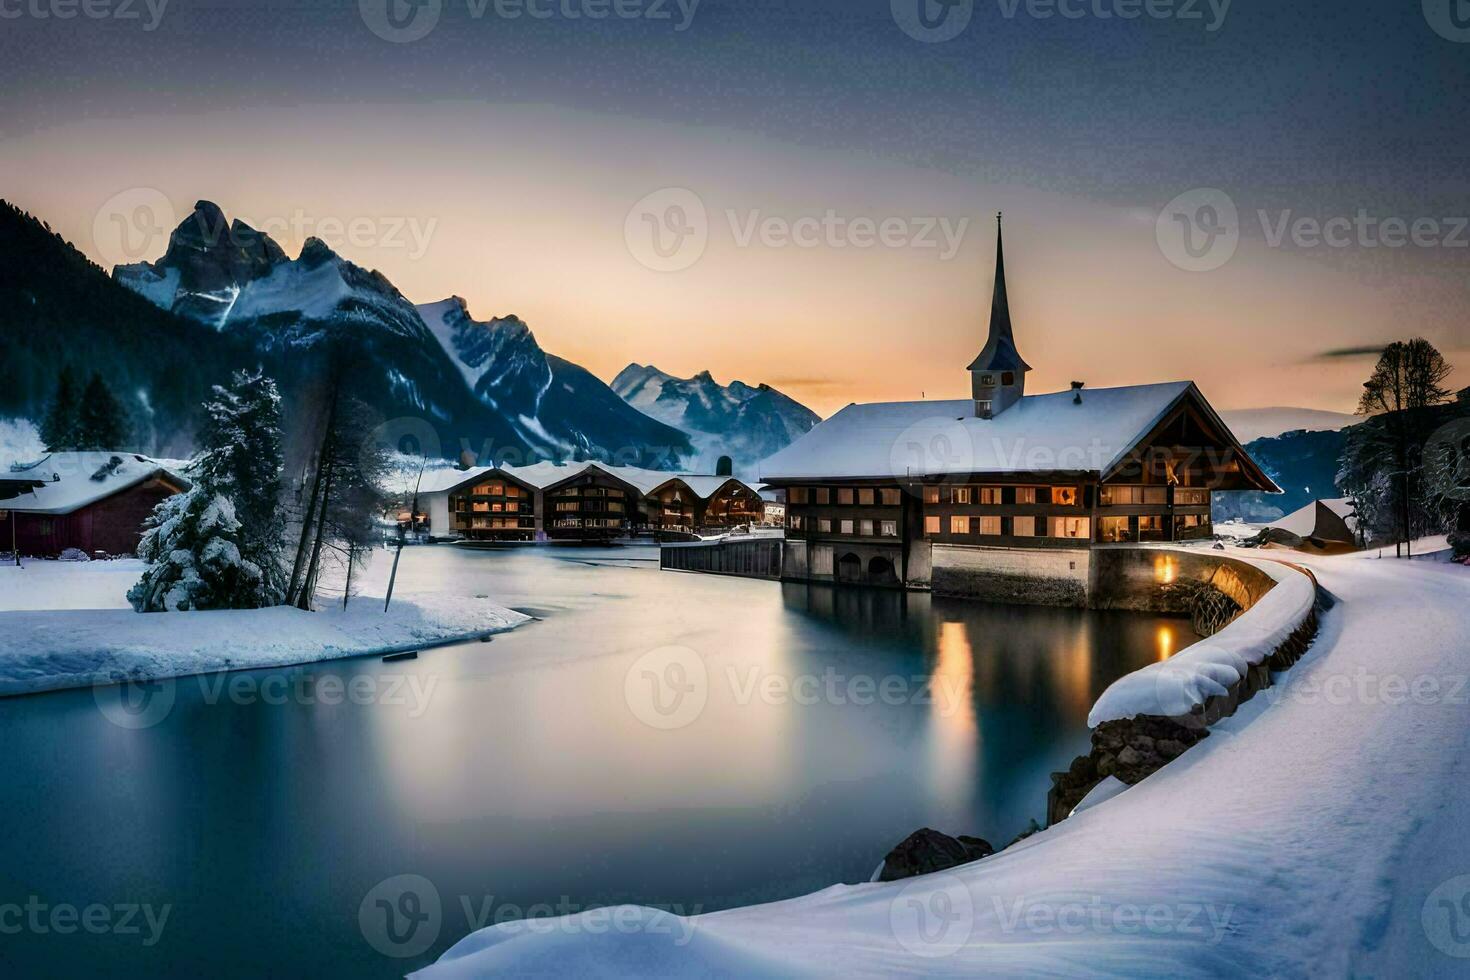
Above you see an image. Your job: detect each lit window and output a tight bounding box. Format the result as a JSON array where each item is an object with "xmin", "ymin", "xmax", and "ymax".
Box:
[
  {"xmin": 950, "ymin": 516, "xmax": 970, "ymax": 534},
  {"xmin": 1099, "ymin": 516, "xmax": 1130, "ymax": 542},
  {"xmin": 1050, "ymin": 516, "xmax": 1091, "ymax": 539},
  {"xmin": 880, "ymin": 488, "xmax": 902, "ymax": 506},
  {"xmin": 840, "ymin": 519, "xmax": 855, "ymax": 535},
  {"xmin": 789, "ymin": 487, "xmax": 809, "ymax": 505},
  {"xmin": 880, "ymin": 520, "xmax": 898, "ymax": 537},
  {"xmin": 924, "ymin": 516, "xmax": 941, "ymax": 534},
  {"xmin": 923, "ymin": 486, "xmax": 940, "ymax": 504},
  {"xmin": 837, "ymin": 488, "xmax": 854, "ymax": 505},
  {"xmin": 1015, "ymin": 487, "xmax": 1037, "ymax": 504},
  {"xmin": 1012, "ymin": 515, "xmax": 1035, "ymax": 537},
  {"xmin": 860, "ymin": 519, "xmax": 874, "ymax": 536},
  {"xmin": 954, "ymin": 487, "xmax": 972, "ymax": 504},
  {"xmin": 979, "ymin": 516, "xmax": 1001, "ymax": 535},
  {"xmin": 979, "ymin": 487, "xmax": 1001, "ymax": 505},
  {"xmin": 819, "ymin": 518, "xmax": 833, "ymax": 533},
  {"xmin": 1051, "ymin": 486, "xmax": 1079, "ymax": 506},
  {"xmin": 858, "ymin": 488, "xmax": 875, "ymax": 506},
  {"xmin": 815, "ymin": 488, "xmax": 831, "ymax": 505}
]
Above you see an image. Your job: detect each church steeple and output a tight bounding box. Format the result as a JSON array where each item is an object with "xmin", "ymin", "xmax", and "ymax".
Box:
[{"xmin": 969, "ymin": 213, "xmax": 1029, "ymax": 418}]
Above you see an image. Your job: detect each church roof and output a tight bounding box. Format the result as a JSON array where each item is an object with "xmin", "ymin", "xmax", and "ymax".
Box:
[
  {"xmin": 757, "ymin": 381, "xmax": 1278, "ymax": 491},
  {"xmin": 967, "ymin": 216, "xmax": 1031, "ymax": 374}
]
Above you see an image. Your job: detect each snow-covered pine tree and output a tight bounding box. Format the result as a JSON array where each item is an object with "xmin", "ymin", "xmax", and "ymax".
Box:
[
  {"xmin": 40, "ymin": 366, "xmax": 80, "ymax": 451},
  {"xmin": 76, "ymin": 371, "xmax": 129, "ymax": 450},
  {"xmin": 126, "ymin": 491, "xmax": 265, "ymax": 611},
  {"xmin": 193, "ymin": 369, "xmax": 288, "ymax": 603}
]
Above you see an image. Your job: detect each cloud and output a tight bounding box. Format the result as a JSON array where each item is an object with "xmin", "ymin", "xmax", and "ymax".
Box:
[{"xmin": 1312, "ymin": 345, "xmax": 1385, "ymax": 360}]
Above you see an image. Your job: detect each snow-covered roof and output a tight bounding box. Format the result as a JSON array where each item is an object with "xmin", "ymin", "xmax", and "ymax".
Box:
[
  {"xmin": 411, "ymin": 461, "xmax": 755, "ymax": 500},
  {"xmin": 3, "ymin": 452, "xmax": 189, "ymax": 515},
  {"xmin": 1269, "ymin": 498, "xmax": 1357, "ymax": 538},
  {"xmin": 758, "ymin": 381, "xmax": 1260, "ymax": 483}
]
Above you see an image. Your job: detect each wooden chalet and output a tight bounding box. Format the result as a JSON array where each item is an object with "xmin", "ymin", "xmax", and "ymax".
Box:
[
  {"xmin": 757, "ymin": 216, "xmax": 1279, "ymax": 592},
  {"xmin": 1, "ymin": 453, "xmax": 188, "ymax": 558}
]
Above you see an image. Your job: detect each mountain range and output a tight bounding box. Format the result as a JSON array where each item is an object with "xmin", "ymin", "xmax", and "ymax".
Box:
[
  {"xmin": 2, "ymin": 199, "xmax": 817, "ymax": 473},
  {"xmin": 612, "ymin": 364, "xmax": 822, "ymax": 477}
]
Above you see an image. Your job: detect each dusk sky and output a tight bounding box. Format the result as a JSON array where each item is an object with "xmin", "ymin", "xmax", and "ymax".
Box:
[{"xmin": 3, "ymin": 0, "xmax": 1467, "ymax": 417}]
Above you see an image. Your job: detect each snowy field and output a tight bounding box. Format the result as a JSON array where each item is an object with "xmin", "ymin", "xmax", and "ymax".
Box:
[
  {"xmin": 414, "ymin": 543, "xmax": 1470, "ymax": 979},
  {"xmin": 0, "ymin": 553, "xmax": 530, "ymax": 697}
]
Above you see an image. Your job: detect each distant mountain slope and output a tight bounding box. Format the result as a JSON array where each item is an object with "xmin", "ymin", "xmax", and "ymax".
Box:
[
  {"xmin": 0, "ymin": 199, "xmax": 256, "ymax": 457},
  {"xmin": 611, "ymin": 363, "xmax": 821, "ymax": 476},
  {"xmin": 1216, "ymin": 426, "xmax": 1351, "ymax": 523},
  {"xmin": 1220, "ymin": 407, "xmax": 1355, "ymax": 444},
  {"xmin": 417, "ymin": 298, "xmax": 691, "ymax": 465}
]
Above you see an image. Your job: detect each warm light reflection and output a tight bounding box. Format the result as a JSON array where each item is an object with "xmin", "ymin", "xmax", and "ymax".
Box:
[
  {"xmin": 1052, "ymin": 620, "xmax": 1094, "ymax": 723},
  {"xmin": 1157, "ymin": 625, "xmax": 1176, "ymax": 662},
  {"xmin": 1154, "ymin": 555, "xmax": 1177, "ymax": 584},
  {"xmin": 929, "ymin": 622, "xmax": 978, "ymax": 814}
]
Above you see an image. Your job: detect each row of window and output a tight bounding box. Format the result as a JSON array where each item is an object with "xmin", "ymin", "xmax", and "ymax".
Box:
[
  {"xmin": 1098, "ymin": 486, "xmax": 1210, "ymax": 506},
  {"xmin": 554, "ymin": 500, "xmax": 625, "ymax": 513},
  {"xmin": 554, "ymin": 487, "xmax": 625, "ymax": 499},
  {"xmin": 1099, "ymin": 514, "xmax": 1207, "ymax": 543},
  {"xmin": 465, "ymin": 501, "xmax": 520, "ymax": 513},
  {"xmin": 552, "ymin": 517, "xmax": 625, "ymax": 529},
  {"xmin": 788, "ymin": 516, "xmax": 900, "ymax": 537},
  {"xmin": 468, "ymin": 517, "xmax": 528, "ymax": 530},
  {"xmin": 787, "ymin": 487, "xmax": 903, "ymax": 507},
  {"xmin": 924, "ymin": 515, "xmax": 1091, "ymax": 539},
  {"xmin": 466, "ymin": 483, "xmax": 524, "ymax": 498},
  {"xmin": 924, "ymin": 485, "xmax": 1079, "ymax": 506}
]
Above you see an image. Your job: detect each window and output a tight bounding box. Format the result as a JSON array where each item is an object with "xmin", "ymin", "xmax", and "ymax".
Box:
[
  {"xmin": 978, "ymin": 487, "xmax": 1002, "ymax": 505},
  {"xmin": 1101, "ymin": 485, "xmax": 1141, "ymax": 505},
  {"xmin": 819, "ymin": 518, "xmax": 833, "ymax": 533},
  {"xmin": 840, "ymin": 519, "xmax": 855, "ymax": 535},
  {"xmin": 880, "ymin": 520, "xmax": 898, "ymax": 537},
  {"xmin": 1138, "ymin": 515, "xmax": 1165, "ymax": 540},
  {"xmin": 837, "ymin": 488, "xmax": 855, "ymax": 505},
  {"xmin": 1015, "ymin": 487, "xmax": 1037, "ymax": 504},
  {"xmin": 1176, "ymin": 488, "xmax": 1208, "ymax": 506},
  {"xmin": 1050, "ymin": 516, "xmax": 1091, "ymax": 539},
  {"xmin": 1050, "ymin": 486, "xmax": 1079, "ymax": 506},
  {"xmin": 978, "ymin": 516, "xmax": 1002, "ymax": 535},
  {"xmin": 950, "ymin": 516, "xmax": 970, "ymax": 534},
  {"xmin": 788, "ymin": 487, "xmax": 809, "ymax": 505},
  {"xmin": 880, "ymin": 488, "xmax": 902, "ymax": 506},
  {"xmin": 858, "ymin": 488, "xmax": 875, "ymax": 506},
  {"xmin": 977, "ymin": 400, "xmax": 992, "ymax": 416},
  {"xmin": 814, "ymin": 488, "xmax": 831, "ymax": 505},
  {"xmin": 472, "ymin": 501, "xmax": 490, "ymax": 513},
  {"xmin": 1099, "ymin": 516, "xmax": 1130, "ymax": 542},
  {"xmin": 1012, "ymin": 515, "xmax": 1036, "ymax": 537},
  {"xmin": 1144, "ymin": 487, "xmax": 1168, "ymax": 505},
  {"xmin": 953, "ymin": 487, "xmax": 972, "ymax": 504},
  {"xmin": 924, "ymin": 515, "xmax": 941, "ymax": 534},
  {"xmin": 506, "ymin": 485, "xmax": 521, "ymax": 498},
  {"xmin": 1002, "ymin": 372, "xmax": 1015, "ymax": 386},
  {"xmin": 923, "ymin": 486, "xmax": 940, "ymax": 504},
  {"xmin": 981, "ymin": 374, "xmax": 995, "ymax": 386},
  {"xmin": 788, "ymin": 515, "xmax": 803, "ymax": 530},
  {"xmin": 860, "ymin": 519, "xmax": 874, "ymax": 536}
]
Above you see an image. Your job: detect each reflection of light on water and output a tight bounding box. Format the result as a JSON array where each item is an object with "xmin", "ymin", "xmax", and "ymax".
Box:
[
  {"xmin": 1157, "ymin": 624, "xmax": 1175, "ymax": 661},
  {"xmin": 1154, "ymin": 555, "xmax": 1177, "ymax": 584},
  {"xmin": 929, "ymin": 622, "xmax": 978, "ymax": 814},
  {"xmin": 1051, "ymin": 618, "xmax": 1093, "ymax": 723}
]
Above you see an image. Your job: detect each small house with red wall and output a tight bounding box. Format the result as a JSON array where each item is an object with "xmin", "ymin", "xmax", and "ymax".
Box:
[{"xmin": 1, "ymin": 452, "xmax": 189, "ymax": 558}]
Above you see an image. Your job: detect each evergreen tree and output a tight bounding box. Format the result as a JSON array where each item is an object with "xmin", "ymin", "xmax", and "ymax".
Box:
[
  {"xmin": 76, "ymin": 371, "xmax": 129, "ymax": 450},
  {"xmin": 40, "ymin": 367, "xmax": 80, "ymax": 451},
  {"xmin": 194, "ymin": 369, "xmax": 288, "ymax": 603},
  {"xmin": 127, "ymin": 491, "xmax": 266, "ymax": 611}
]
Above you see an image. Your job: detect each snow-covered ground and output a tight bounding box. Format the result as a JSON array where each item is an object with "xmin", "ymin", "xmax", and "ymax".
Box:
[
  {"xmin": 414, "ymin": 545, "xmax": 1470, "ymax": 979},
  {"xmin": 0, "ymin": 554, "xmax": 529, "ymax": 697}
]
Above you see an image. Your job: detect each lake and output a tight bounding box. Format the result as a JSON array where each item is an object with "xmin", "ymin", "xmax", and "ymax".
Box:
[{"xmin": 0, "ymin": 544, "xmax": 1194, "ymax": 977}]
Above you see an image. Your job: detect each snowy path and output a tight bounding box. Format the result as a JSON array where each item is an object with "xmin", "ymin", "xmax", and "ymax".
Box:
[
  {"xmin": 416, "ymin": 551, "xmax": 1470, "ymax": 979},
  {"xmin": 0, "ymin": 558, "xmax": 531, "ymax": 697}
]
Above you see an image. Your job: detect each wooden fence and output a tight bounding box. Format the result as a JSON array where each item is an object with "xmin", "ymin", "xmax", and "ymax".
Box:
[{"xmin": 660, "ymin": 537, "xmax": 783, "ymax": 580}]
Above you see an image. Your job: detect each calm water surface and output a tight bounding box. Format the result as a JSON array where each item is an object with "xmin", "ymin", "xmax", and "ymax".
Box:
[{"xmin": 0, "ymin": 545, "xmax": 1194, "ymax": 977}]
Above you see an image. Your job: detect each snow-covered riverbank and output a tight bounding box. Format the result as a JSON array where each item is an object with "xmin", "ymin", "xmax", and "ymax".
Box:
[
  {"xmin": 0, "ymin": 556, "xmax": 530, "ymax": 697},
  {"xmin": 413, "ymin": 545, "xmax": 1470, "ymax": 979}
]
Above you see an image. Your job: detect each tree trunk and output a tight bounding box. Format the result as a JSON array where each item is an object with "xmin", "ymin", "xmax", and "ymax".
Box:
[{"xmin": 297, "ymin": 464, "xmax": 334, "ymax": 611}]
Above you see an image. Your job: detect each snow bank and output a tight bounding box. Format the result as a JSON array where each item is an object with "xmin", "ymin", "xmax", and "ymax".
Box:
[
  {"xmin": 1087, "ymin": 554, "xmax": 1317, "ymax": 726},
  {"xmin": 0, "ymin": 560, "xmax": 530, "ymax": 697}
]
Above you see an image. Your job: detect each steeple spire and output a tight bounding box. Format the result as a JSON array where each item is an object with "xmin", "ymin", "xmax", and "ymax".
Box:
[
  {"xmin": 967, "ymin": 212, "xmax": 1030, "ymax": 374},
  {"xmin": 968, "ymin": 213, "xmax": 1030, "ymax": 418}
]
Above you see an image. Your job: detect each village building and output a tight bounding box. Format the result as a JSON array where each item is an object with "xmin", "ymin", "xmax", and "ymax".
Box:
[
  {"xmin": 415, "ymin": 461, "xmax": 766, "ymax": 543},
  {"xmin": 757, "ymin": 217, "xmax": 1279, "ymax": 603},
  {"xmin": 1, "ymin": 452, "xmax": 188, "ymax": 558}
]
